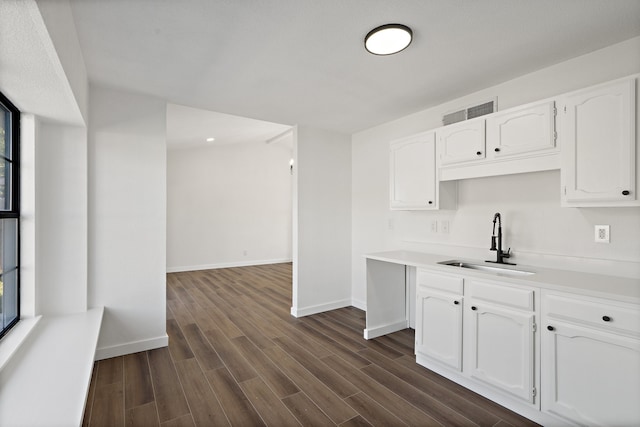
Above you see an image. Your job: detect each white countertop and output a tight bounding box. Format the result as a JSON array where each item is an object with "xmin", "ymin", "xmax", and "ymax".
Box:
[{"xmin": 365, "ymin": 250, "xmax": 640, "ymax": 304}]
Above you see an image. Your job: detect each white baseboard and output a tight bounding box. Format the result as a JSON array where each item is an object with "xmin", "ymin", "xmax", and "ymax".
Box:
[
  {"xmin": 364, "ymin": 320, "xmax": 408, "ymax": 340},
  {"xmin": 95, "ymin": 334, "xmax": 168, "ymax": 360},
  {"xmin": 167, "ymin": 258, "xmax": 292, "ymax": 273},
  {"xmin": 351, "ymin": 298, "xmax": 366, "ymax": 311},
  {"xmin": 290, "ymin": 298, "xmax": 352, "ymax": 318}
]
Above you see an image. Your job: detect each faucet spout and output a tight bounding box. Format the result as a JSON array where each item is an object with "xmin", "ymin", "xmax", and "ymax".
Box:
[{"xmin": 487, "ymin": 212, "xmax": 515, "ymax": 265}]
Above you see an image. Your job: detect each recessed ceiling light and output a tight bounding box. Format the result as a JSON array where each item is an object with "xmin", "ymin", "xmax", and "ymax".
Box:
[
  {"xmin": 364, "ymin": 24, "xmax": 413, "ymax": 55},
  {"xmin": 206, "ymin": 137, "xmax": 215, "ymax": 142}
]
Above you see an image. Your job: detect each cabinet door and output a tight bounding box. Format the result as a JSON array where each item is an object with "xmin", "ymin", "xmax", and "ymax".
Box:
[
  {"xmin": 437, "ymin": 119, "xmax": 486, "ymax": 165},
  {"xmin": 416, "ymin": 288, "xmax": 463, "ymax": 371},
  {"xmin": 390, "ymin": 132, "xmax": 436, "ymax": 209},
  {"xmin": 562, "ymin": 78, "xmax": 636, "ymax": 203},
  {"xmin": 466, "ymin": 302, "xmax": 536, "ymax": 403},
  {"xmin": 486, "ymin": 101, "xmax": 556, "ymax": 159},
  {"xmin": 542, "ymin": 321, "xmax": 640, "ymax": 426}
]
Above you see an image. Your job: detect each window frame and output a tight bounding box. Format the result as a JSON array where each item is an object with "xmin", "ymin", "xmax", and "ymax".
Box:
[{"xmin": 0, "ymin": 90, "xmax": 21, "ymax": 340}]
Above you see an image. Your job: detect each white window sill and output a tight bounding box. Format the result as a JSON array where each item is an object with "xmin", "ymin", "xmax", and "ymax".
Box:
[
  {"xmin": 0, "ymin": 307, "xmax": 104, "ymax": 427},
  {"xmin": 0, "ymin": 315, "xmax": 42, "ymax": 372}
]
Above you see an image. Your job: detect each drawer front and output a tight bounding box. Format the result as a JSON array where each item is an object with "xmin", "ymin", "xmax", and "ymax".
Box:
[
  {"xmin": 468, "ymin": 280, "xmax": 534, "ymax": 311},
  {"xmin": 417, "ymin": 270, "xmax": 463, "ymax": 295},
  {"xmin": 544, "ymin": 293, "xmax": 640, "ymax": 336}
]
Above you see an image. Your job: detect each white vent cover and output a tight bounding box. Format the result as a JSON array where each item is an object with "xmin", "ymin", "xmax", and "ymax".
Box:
[{"xmin": 443, "ymin": 99, "xmax": 497, "ymax": 126}]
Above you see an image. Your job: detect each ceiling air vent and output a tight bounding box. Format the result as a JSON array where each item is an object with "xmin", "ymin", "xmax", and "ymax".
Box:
[{"xmin": 442, "ymin": 99, "xmax": 497, "ymax": 126}]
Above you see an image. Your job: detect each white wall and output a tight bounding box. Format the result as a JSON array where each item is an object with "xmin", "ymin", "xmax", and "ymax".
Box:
[
  {"xmin": 36, "ymin": 122, "xmax": 88, "ymax": 315},
  {"xmin": 352, "ymin": 37, "xmax": 640, "ymax": 308},
  {"xmin": 1, "ymin": 0, "xmax": 89, "ymax": 319},
  {"xmin": 35, "ymin": 0, "xmax": 89, "ymax": 124},
  {"xmin": 0, "ymin": 0, "xmax": 86, "ymax": 127},
  {"xmin": 167, "ymin": 138, "xmax": 293, "ymax": 271},
  {"xmin": 88, "ymin": 85, "xmax": 168, "ymax": 359},
  {"xmin": 19, "ymin": 115, "xmax": 38, "ymax": 318},
  {"xmin": 293, "ymin": 125, "xmax": 352, "ymax": 316}
]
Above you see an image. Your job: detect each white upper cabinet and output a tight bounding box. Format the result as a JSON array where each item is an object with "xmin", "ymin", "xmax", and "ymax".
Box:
[
  {"xmin": 390, "ymin": 131, "xmax": 436, "ymax": 210},
  {"xmin": 390, "ymin": 131, "xmax": 456, "ymax": 210},
  {"xmin": 486, "ymin": 100, "xmax": 557, "ymax": 159},
  {"xmin": 436, "ymin": 118, "xmax": 486, "ymax": 166},
  {"xmin": 561, "ymin": 77, "xmax": 637, "ymax": 206},
  {"xmin": 437, "ymin": 103, "xmax": 560, "ymax": 181}
]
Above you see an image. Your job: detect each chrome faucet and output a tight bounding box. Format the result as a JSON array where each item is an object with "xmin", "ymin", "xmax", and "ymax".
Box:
[{"xmin": 487, "ymin": 212, "xmax": 515, "ymax": 265}]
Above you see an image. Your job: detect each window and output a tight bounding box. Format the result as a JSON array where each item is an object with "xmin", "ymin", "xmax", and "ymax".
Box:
[{"xmin": 0, "ymin": 91, "xmax": 20, "ymax": 340}]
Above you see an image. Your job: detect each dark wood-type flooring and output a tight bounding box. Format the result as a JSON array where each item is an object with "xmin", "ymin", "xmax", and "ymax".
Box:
[{"xmin": 83, "ymin": 263, "xmax": 539, "ymax": 426}]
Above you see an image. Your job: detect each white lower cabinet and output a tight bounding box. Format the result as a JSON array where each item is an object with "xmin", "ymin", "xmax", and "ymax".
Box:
[
  {"xmin": 415, "ymin": 272, "xmax": 539, "ymax": 406},
  {"xmin": 541, "ymin": 291, "xmax": 640, "ymax": 426},
  {"xmin": 466, "ymin": 301, "xmax": 536, "ymax": 403},
  {"xmin": 465, "ymin": 280, "xmax": 537, "ymax": 405},
  {"xmin": 415, "ymin": 271, "xmax": 463, "ymax": 371},
  {"xmin": 415, "ymin": 270, "xmax": 640, "ymax": 426}
]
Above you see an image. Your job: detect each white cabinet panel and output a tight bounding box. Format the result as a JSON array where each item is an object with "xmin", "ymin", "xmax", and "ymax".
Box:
[
  {"xmin": 561, "ymin": 77, "xmax": 636, "ymax": 205},
  {"xmin": 486, "ymin": 101, "xmax": 556, "ymax": 159},
  {"xmin": 437, "ymin": 118, "xmax": 485, "ymax": 166},
  {"xmin": 542, "ymin": 322, "xmax": 640, "ymax": 426},
  {"xmin": 416, "ymin": 270, "xmax": 463, "ymax": 295},
  {"xmin": 466, "ymin": 301, "xmax": 536, "ymax": 404},
  {"xmin": 416, "ymin": 287, "xmax": 463, "ymax": 371},
  {"xmin": 390, "ymin": 131, "xmax": 436, "ymax": 209}
]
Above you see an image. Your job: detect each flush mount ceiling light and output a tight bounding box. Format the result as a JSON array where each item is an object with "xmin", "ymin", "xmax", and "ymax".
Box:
[
  {"xmin": 364, "ymin": 23, "xmax": 413, "ymax": 55},
  {"xmin": 206, "ymin": 137, "xmax": 215, "ymax": 142}
]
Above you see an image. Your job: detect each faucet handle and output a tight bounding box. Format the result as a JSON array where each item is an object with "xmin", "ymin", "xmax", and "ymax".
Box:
[{"xmin": 503, "ymin": 248, "xmax": 511, "ymax": 258}]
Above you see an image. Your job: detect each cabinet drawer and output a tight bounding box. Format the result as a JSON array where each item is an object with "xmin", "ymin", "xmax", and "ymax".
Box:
[
  {"xmin": 417, "ymin": 270, "xmax": 463, "ymax": 295},
  {"xmin": 544, "ymin": 293, "xmax": 640, "ymax": 336},
  {"xmin": 468, "ymin": 280, "xmax": 534, "ymax": 311}
]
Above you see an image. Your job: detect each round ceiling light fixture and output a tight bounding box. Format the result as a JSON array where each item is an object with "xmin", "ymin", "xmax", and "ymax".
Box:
[{"xmin": 364, "ymin": 23, "xmax": 413, "ymax": 55}]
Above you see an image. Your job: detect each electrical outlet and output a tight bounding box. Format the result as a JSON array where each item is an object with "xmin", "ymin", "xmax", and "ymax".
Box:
[
  {"xmin": 430, "ymin": 220, "xmax": 438, "ymax": 233},
  {"xmin": 594, "ymin": 225, "xmax": 610, "ymax": 243},
  {"xmin": 388, "ymin": 219, "xmax": 394, "ymax": 230},
  {"xmin": 440, "ymin": 220, "xmax": 450, "ymax": 234}
]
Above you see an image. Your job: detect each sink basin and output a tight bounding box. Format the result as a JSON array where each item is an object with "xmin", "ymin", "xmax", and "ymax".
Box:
[{"xmin": 438, "ymin": 260, "xmax": 535, "ymax": 276}]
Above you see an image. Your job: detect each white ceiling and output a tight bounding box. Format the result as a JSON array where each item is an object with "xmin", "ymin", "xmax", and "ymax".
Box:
[
  {"xmin": 69, "ymin": 0, "xmax": 640, "ymax": 135},
  {"xmin": 166, "ymin": 103, "xmax": 291, "ymax": 149}
]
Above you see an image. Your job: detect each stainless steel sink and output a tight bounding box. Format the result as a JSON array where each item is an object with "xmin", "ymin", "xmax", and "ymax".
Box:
[{"xmin": 438, "ymin": 260, "xmax": 534, "ymax": 276}]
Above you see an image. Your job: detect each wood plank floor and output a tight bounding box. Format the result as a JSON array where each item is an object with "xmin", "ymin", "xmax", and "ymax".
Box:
[{"xmin": 83, "ymin": 263, "xmax": 539, "ymax": 427}]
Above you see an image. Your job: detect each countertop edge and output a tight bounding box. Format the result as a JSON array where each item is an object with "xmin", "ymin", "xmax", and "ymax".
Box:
[{"xmin": 364, "ymin": 250, "xmax": 640, "ymax": 304}]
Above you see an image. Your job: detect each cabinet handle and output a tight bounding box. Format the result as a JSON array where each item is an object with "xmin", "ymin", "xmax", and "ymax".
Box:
[
  {"xmin": 602, "ymin": 315, "xmax": 612, "ymax": 322},
  {"xmin": 471, "ymin": 306, "xmax": 477, "ymax": 311},
  {"xmin": 454, "ymin": 300, "xmax": 460, "ymax": 305},
  {"xmin": 476, "ymin": 151, "xmax": 482, "ymax": 156},
  {"xmin": 494, "ymin": 148, "xmax": 500, "ymax": 152},
  {"xmin": 547, "ymin": 325, "xmax": 555, "ymax": 331},
  {"xmin": 622, "ymin": 190, "xmax": 630, "ymax": 196},
  {"xmin": 428, "ymin": 201, "xmax": 433, "ymax": 205}
]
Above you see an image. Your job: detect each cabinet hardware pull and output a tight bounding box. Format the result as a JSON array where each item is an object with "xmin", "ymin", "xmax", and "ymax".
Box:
[
  {"xmin": 476, "ymin": 151, "xmax": 482, "ymax": 156},
  {"xmin": 494, "ymin": 148, "xmax": 500, "ymax": 152},
  {"xmin": 471, "ymin": 306, "xmax": 477, "ymax": 311},
  {"xmin": 602, "ymin": 315, "xmax": 612, "ymax": 322},
  {"xmin": 547, "ymin": 325, "xmax": 555, "ymax": 331},
  {"xmin": 454, "ymin": 300, "xmax": 460, "ymax": 305},
  {"xmin": 428, "ymin": 201, "xmax": 433, "ymax": 204},
  {"xmin": 622, "ymin": 190, "xmax": 630, "ymax": 195}
]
